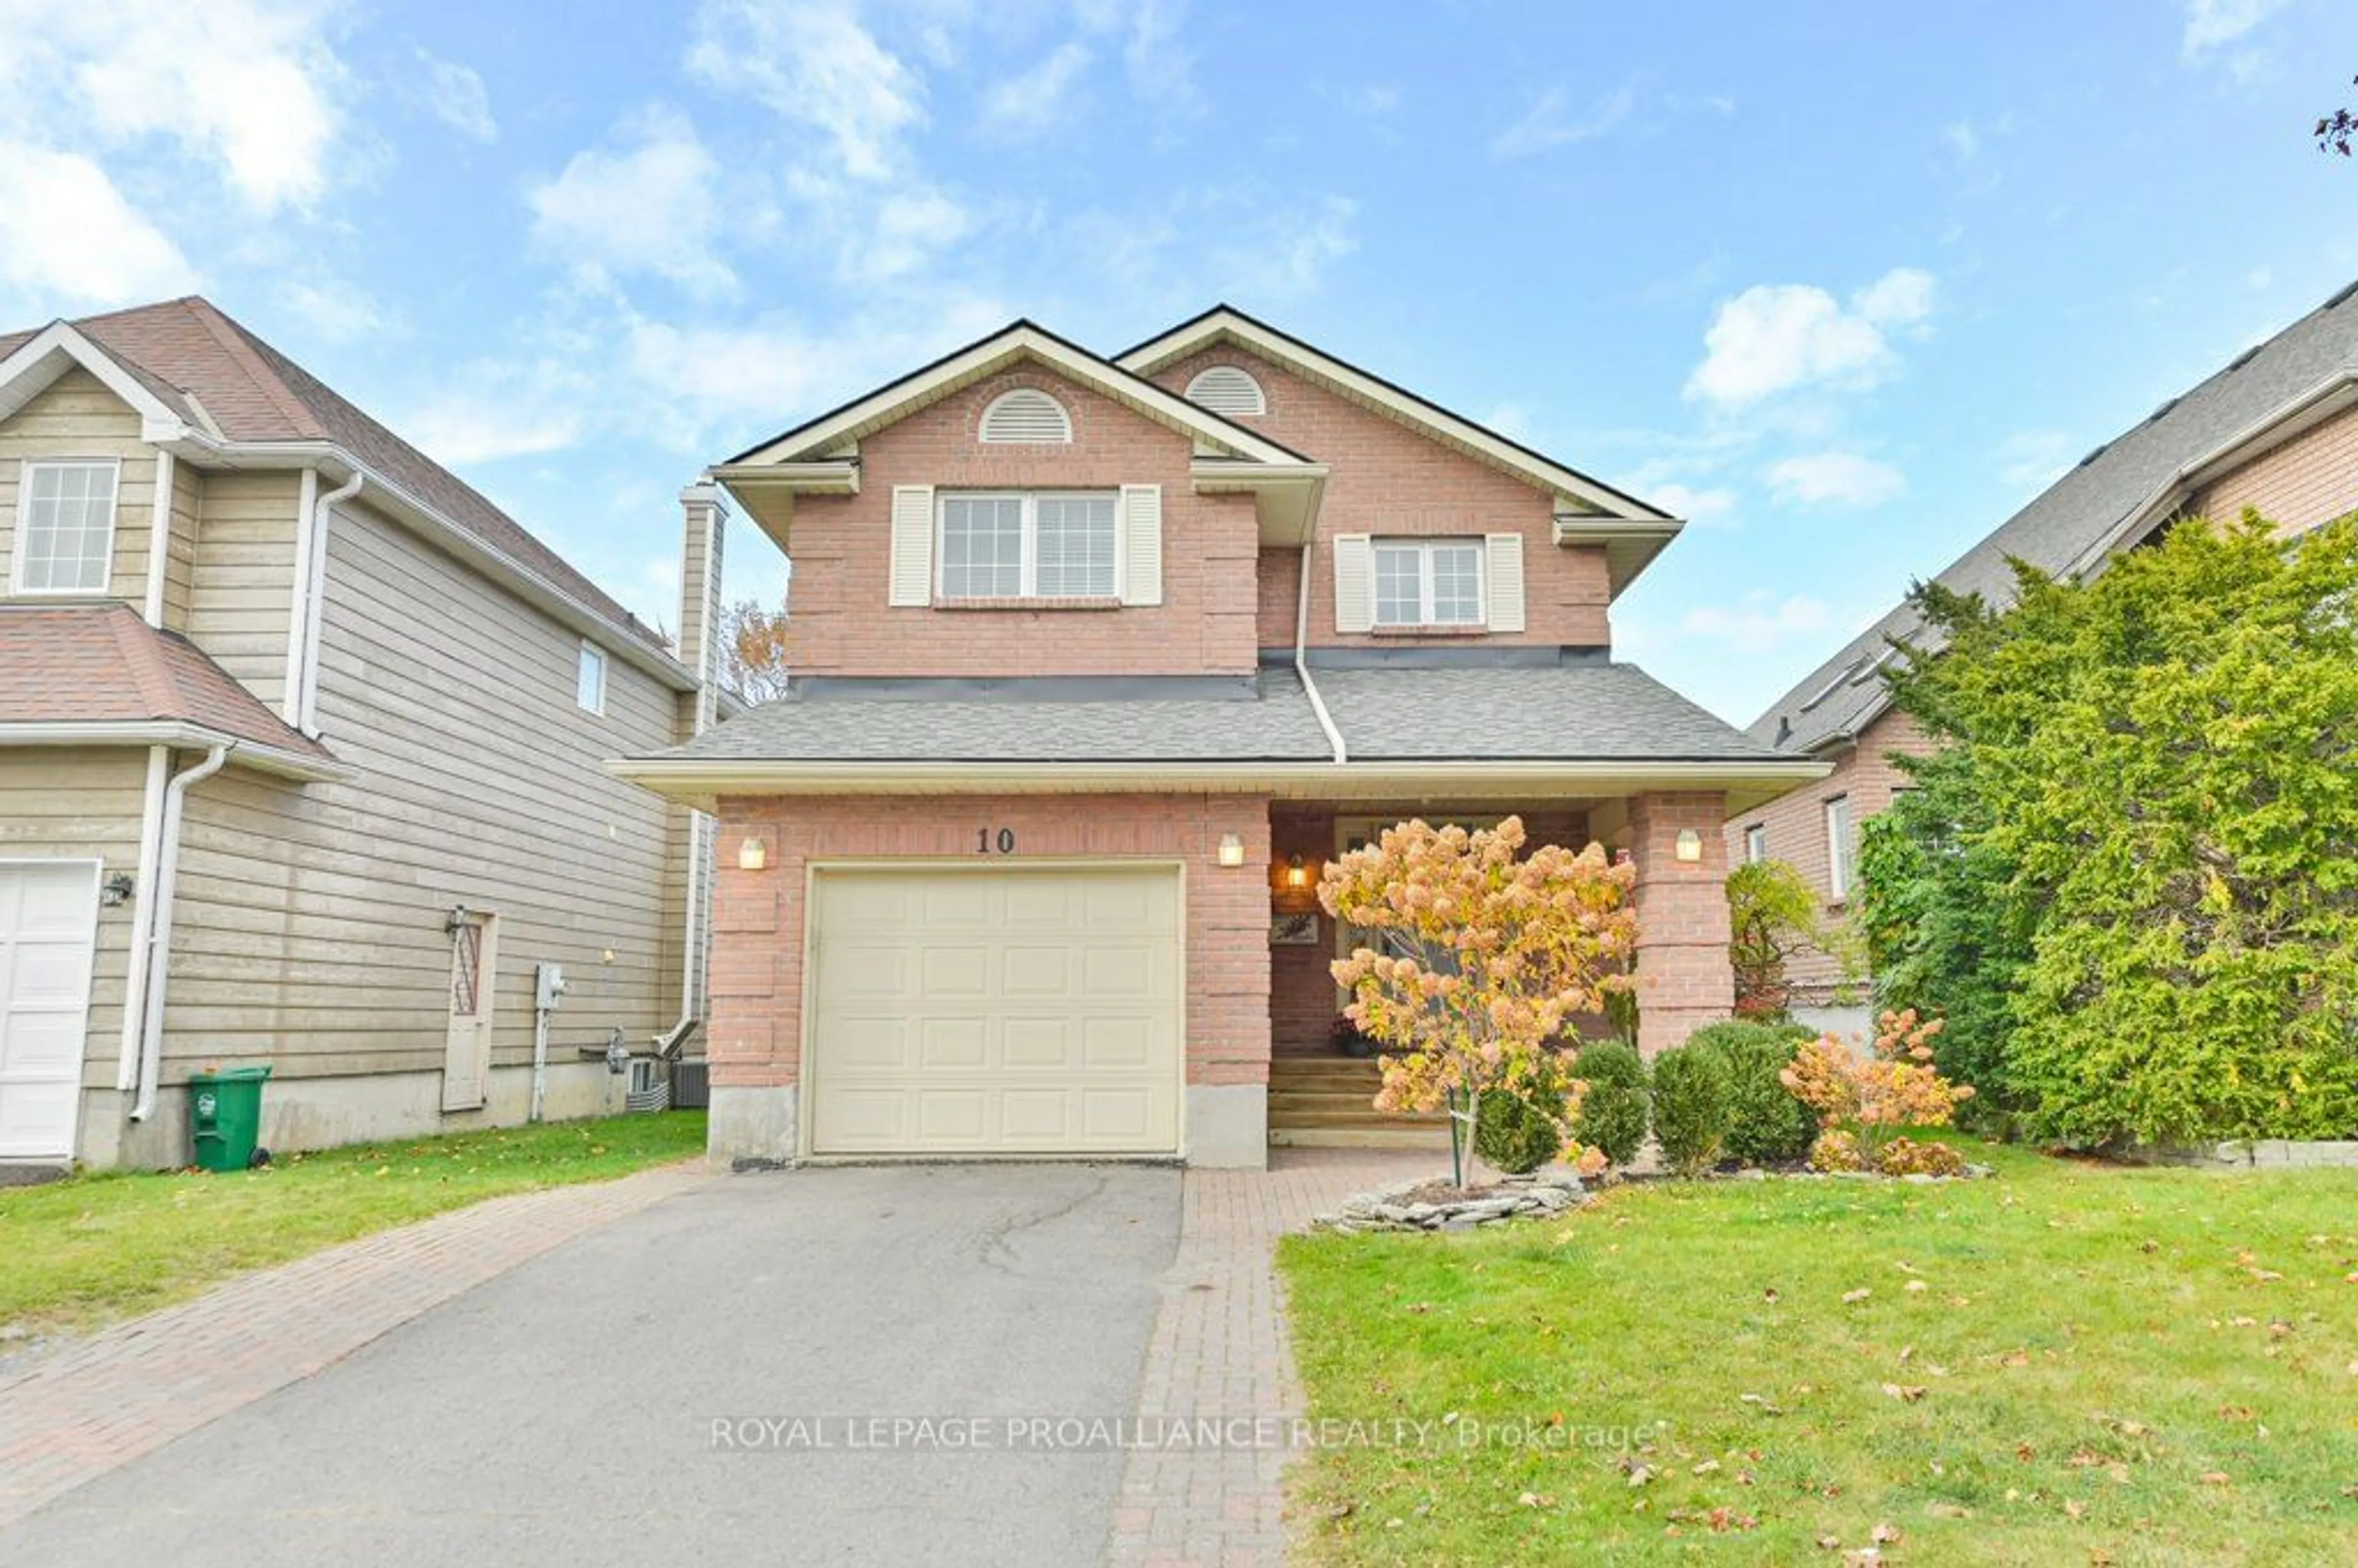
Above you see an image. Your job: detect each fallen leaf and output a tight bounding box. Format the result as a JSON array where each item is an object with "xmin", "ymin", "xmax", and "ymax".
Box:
[
  {"xmin": 2016, "ymin": 1442, "xmax": 2037, "ymax": 1462},
  {"xmin": 1881, "ymin": 1383, "xmax": 1929, "ymax": 1403},
  {"xmin": 1843, "ymin": 1288, "xmax": 1873, "ymax": 1305},
  {"xmin": 1926, "ymin": 1501, "xmax": 1972, "ymax": 1519},
  {"xmin": 2199, "ymin": 1471, "xmax": 2230, "ymax": 1486},
  {"xmin": 1816, "ymin": 1535, "xmax": 1842, "ymax": 1551},
  {"xmin": 1764, "ymin": 1287, "xmax": 1781, "ymax": 1303},
  {"xmin": 1692, "ymin": 1459, "xmax": 1721, "ymax": 1476},
  {"xmin": 1517, "ymin": 1491, "xmax": 1548, "ymax": 1507},
  {"xmin": 1905, "ymin": 1279, "xmax": 1929, "ymax": 1293},
  {"xmin": 1872, "ymin": 1522, "xmax": 1904, "ymax": 1545},
  {"xmin": 2064, "ymin": 1499, "xmax": 2086, "ymax": 1520}
]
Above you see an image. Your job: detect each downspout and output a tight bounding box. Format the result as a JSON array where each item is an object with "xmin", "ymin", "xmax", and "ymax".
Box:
[
  {"xmin": 114, "ymin": 746, "xmax": 171, "ymax": 1093},
  {"xmin": 130, "ymin": 743, "xmax": 233, "ymax": 1123},
  {"xmin": 658, "ymin": 488, "xmax": 723, "ymax": 1055},
  {"xmin": 1296, "ymin": 541, "xmax": 1347, "ymax": 764},
  {"xmin": 284, "ymin": 471, "xmax": 363, "ymax": 726},
  {"xmin": 142, "ymin": 449, "xmax": 174, "ymax": 626}
]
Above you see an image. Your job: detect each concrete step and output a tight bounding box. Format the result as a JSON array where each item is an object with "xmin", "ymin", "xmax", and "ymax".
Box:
[{"xmin": 1269, "ymin": 1126, "xmax": 1453, "ymax": 1150}]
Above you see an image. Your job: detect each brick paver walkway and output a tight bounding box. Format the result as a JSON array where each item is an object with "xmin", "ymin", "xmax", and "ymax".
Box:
[
  {"xmin": 0, "ymin": 1161, "xmax": 708, "ymax": 1528},
  {"xmin": 1107, "ymin": 1147, "xmax": 1440, "ymax": 1567}
]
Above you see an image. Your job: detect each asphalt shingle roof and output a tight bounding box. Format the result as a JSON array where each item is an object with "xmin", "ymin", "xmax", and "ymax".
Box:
[
  {"xmin": 1749, "ymin": 283, "xmax": 2358, "ymax": 753},
  {"xmin": 1, "ymin": 298, "xmax": 670, "ymax": 656},
  {"xmin": 650, "ymin": 662, "xmax": 1786, "ymax": 765}
]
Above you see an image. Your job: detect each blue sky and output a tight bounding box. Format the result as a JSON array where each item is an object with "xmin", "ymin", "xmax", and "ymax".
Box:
[{"xmin": 4, "ymin": 1, "xmax": 2356, "ymax": 724}]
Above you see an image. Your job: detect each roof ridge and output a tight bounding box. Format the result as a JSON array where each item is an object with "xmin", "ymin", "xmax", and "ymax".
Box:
[
  {"xmin": 178, "ymin": 297, "xmax": 325, "ymax": 440},
  {"xmin": 101, "ymin": 604, "xmax": 182, "ymax": 718}
]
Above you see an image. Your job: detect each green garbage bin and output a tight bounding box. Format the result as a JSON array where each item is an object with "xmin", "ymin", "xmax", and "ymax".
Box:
[{"xmin": 189, "ymin": 1066, "xmax": 271, "ymax": 1173}]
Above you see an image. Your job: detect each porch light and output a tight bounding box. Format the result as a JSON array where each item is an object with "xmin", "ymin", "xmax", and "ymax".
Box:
[
  {"xmin": 738, "ymin": 835, "xmax": 769, "ymax": 871},
  {"xmin": 1217, "ymin": 834, "xmax": 1247, "ymax": 868},
  {"xmin": 1284, "ymin": 854, "xmax": 1310, "ymax": 891},
  {"xmin": 101, "ymin": 872, "xmax": 136, "ymax": 907},
  {"xmin": 1675, "ymin": 828, "xmax": 1703, "ymax": 863}
]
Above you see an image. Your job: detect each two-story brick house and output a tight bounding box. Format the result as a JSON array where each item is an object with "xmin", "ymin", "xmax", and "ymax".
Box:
[
  {"xmin": 1732, "ymin": 282, "xmax": 2358, "ymax": 1026},
  {"xmin": 618, "ymin": 308, "xmax": 1823, "ymax": 1168},
  {"xmin": 0, "ymin": 298, "xmax": 719, "ymax": 1168}
]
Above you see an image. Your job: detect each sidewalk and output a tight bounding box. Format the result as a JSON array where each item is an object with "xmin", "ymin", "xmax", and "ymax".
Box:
[
  {"xmin": 1107, "ymin": 1147, "xmax": 1439, "ymax": 1567},
  {"xmin": 0, "ymin": 1160, "xmax": 709, "ymax": 1529}
]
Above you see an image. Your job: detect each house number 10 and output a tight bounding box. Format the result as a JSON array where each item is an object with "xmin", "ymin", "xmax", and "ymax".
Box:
[{"xmin": 976, "ymin": 828, "xmax": 1017, "ymax": 854}]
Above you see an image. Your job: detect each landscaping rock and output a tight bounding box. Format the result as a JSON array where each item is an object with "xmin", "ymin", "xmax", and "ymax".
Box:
[{"xmin": 1311, "ymin": 1168, "xmax": 1593, "ymax": 1233}]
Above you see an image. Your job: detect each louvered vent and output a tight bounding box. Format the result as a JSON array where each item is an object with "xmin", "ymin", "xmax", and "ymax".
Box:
[
  {"xmin": 979, "ymin": 388, "xmax": 1072, "ymax": 443},
  {"xmin": 1183, "ymin": 365, "xmax": 1266, "ymax": 417}
]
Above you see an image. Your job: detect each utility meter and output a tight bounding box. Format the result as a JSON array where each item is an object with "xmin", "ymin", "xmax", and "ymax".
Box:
[{"xmin": 534, "ymin": 962, "xmax": 567, "ymax": 1011}]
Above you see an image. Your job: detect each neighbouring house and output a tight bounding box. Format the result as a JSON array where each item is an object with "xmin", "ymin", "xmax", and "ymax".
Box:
[
  {"xmin": 1732, "ymin": 281, "xmax": 2358, "ymax": 1027},
  {"xmin": 615, "ymin": 308, "xmax": 1824, "ymax": 1168},
  {"xmin": 0, "ymin": 297, "xmax": 722, "ymax": 1170}
]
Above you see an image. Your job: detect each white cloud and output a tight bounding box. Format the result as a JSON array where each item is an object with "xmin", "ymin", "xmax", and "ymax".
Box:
[
  {"xmin": 404, "ymin": 391, "xmax": 586, "ymax": 465},
  {"xmin": 1490, "ymin": 83, "xmax": 1636, "ymax": 160},
  {"xmin": 1994, "ymin": 429, "xmax": 2074, "ymax": 494},
  {"xmin": 1686, "ymin": 266, "xmax": 1936, "ymax": 405},
  {"xmin": 419, "ymin": 49, "xmax": 497, "ymax": 142},
  {"xmin": 278, "ymin": 274, "xmax": 388, "ymax": 344},
  {"xmin": 1680, "ymin": 592, "xmax": 1840, "ymax": 653},
  {"xmin": 982, "ymin": 42, "xmax": 1093, "ymax": 138},
  {"xmin": 528, "ymin": 109, "xmax": 736, "ymax": 298},
  {"xmin": 2181, "ymin": 0, "xmax": 2289, "ymax": 57},
  {"xmin": 1643, "ymin": 481, "xmax": 1737, "ymax": 526},
  {"xmin": 0, "ymin": 1, "xmax": 346, "ymax": 212},
  {"xmin": 1764, "ymin": 451, "xmax": 1906, "ymax": 508},
  {"xmin": 866, "ymin": 189, "xmax": 976, "ymax": 279},
  {"xmin": 687, "ymin": 0, "xmax": 925, "ymax": 180},
  {"xmin": 0, "ymin": 143, "xmax": 195, "ymax": 305}
]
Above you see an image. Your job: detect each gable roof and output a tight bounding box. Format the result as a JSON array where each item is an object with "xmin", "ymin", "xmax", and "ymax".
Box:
[
  {"xmin": 0, "ymin": 298, "xmax": 674, "ymax": 659},
  {"xmin": 723, "ymin": 317, "xmax": 1314, "ymax": 468},
  {"xmin": 1749, "ymin": 281, "xmax": 2358, "ymax": 755},
  {"xmin": 0, "ymin": 602, "xmax": 340, "ymax": 777}
]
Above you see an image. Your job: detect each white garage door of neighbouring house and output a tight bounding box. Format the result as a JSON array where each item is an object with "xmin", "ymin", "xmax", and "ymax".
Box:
[
  {"xmin": 0, "ymin": 861, "xmax": 101, "ymax": 1161},
  {"xmin": 807, "ymin": 864, "xmax": 1183, "ymax": 1157}
]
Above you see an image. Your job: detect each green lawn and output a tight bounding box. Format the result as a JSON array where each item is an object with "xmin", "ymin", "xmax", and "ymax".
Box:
[
  {"xmin": 1, "ymin": 1111, "xmax": 706, "ymax": 1337},
  {"xmin": 1280, "ymin": 1141, "xmax": 2358, "ymax": 1566}
]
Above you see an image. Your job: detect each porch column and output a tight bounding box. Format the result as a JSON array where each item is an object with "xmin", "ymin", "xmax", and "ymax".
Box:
[{"xmin": 1627, "ymin": 791, "xmax": 1735, "ymax": 1057}]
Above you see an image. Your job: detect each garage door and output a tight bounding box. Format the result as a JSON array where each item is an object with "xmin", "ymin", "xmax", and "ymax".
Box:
[
  {"xmin": 808, "ymin": 864, "xmax": 1182, "ymax": 1157},
  {"xmin": 0, "ymin": 861, "xmax": 101, "ymax": 1161}
]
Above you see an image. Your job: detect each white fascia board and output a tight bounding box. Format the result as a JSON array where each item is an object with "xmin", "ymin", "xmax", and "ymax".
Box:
[
  {"xmin": 0, "ymin": 721, "xmax": 352, "ymax": 782},
  {"xmin": 174, "ymin": 436, "xmax": 699, "ymax": 694},
  {"xmin": 0, "ymin": 322, "xmax": 191, "ymax": 439},
  {"xmin": 1190, "ymin": 459, "xmax": 1329, "ymax": 546},
  {"xmin": 732, "ymin": 326, "xmax": 1303, "ymax": 470}
]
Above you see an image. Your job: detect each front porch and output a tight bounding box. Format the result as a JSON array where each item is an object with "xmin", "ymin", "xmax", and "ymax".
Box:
[{"xmin": 1257, "ymin": 794, "xmax": 1736, "ymax": 1151}]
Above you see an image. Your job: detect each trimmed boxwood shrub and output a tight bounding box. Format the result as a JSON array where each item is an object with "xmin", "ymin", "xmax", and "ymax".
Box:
[
  {"xmin": 1650, "ymin": 1044, "xmax": 1732, "ymax": 1177},
  {"xmin": 1686, "ymin": 1020, "xmax": 1818, "ymax": 1166},
  {"xmin": 1570, "ymin": 1040, "xmax": 1649, "ymax": 1166},
  {"xmin": 1474, "ymin": 1066, "xmax": 1571, "ymax": 1175}
]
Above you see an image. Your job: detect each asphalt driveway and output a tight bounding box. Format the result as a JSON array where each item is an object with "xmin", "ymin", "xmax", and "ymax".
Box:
[{"xmin": 1, "ymin": 1163, "xmax": 1182, "ymax": 1568}]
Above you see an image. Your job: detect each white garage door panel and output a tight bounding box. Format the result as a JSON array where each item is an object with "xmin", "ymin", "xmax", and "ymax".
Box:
[
  {"xmin": 0, "ymin": 862, "xmax": 101, "ymax": 1161},
  {"xmin": 810, "ymin": 866, "xmax": 1181, "ymax": 1157}
]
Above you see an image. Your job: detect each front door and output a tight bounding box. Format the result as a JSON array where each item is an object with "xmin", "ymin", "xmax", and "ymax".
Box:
[
  {"xmin": 442, "ymin": 910, "xmax": 497, "ymax": 1111},
  {"xmin": 0, "ymin": 861, "xmax": 101, "ymax": 1160}
]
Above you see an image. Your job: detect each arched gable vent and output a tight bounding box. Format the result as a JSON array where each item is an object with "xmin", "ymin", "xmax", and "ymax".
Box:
[
  {"xmin": 979, "ymin": 387, "xmax": 1073, "ymax": 443},
  {"xmin": 1183, "ymin": 364, "xmax": 1267, "ymax": 417}
]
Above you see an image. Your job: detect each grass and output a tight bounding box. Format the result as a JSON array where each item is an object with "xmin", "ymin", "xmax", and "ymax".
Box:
[
  {"xmin": 1280, "ymin": 1139, "xmax": 2358, "ymax": 1566},
  {"xmin": 0, "ymin": 1111, "xmax": 705, "ymax": 1336}
]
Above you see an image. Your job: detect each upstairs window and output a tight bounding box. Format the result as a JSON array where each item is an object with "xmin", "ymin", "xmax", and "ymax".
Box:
[
  {"xmin": 940, "ymin": 492, "xmax": 1116, "ymax": 599},
  {"xmin": 577, "ymin": 641, "xmax": 607, "ymax": 714},
  {"xmin": 978, "ymin": 389, "xmax": 1072, "ymax": 444},
  {"xmin": 1825, "ymin": 794, "xmax": 1854, "ymax": 900},
  {"xmin": 13, "ymin": 459, "xmax": 119, "ymax": 594},
  {"xmin": 1372, "ymin": 538, "xmax": 1484, "ymax": 627}
]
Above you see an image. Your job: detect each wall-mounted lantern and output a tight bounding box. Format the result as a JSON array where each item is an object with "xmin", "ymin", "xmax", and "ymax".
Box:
[
  {"xmin": 100, "ymin": 872, "xmax": 136, "ymax": 908},
  {"xmin": 444, "ymin": 902, "xmax": 470, "ymax": 934},
  {"xmin": 1216, "ymin": 833, "xmax": 1247, "ymax": 868},
  {"xmin": 738, "ymin": 835, "xmax": 769, "ymax": 871},
  {"xmin": 1674, "ymin": 828, "xmax": 1704, "ymax": 863}
]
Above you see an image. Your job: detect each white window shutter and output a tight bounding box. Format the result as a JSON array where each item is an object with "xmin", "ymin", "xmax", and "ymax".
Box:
[
  {"xmin": 1120, "ymin": 484, "xmax": 1162, "ymax": 606},
  {"xmin": 1333, "ymin": 534, "xmax": 1374, "ymax": 633},
  {"xmin": 889, "ymin": 485, "xmax": 934, "ymax": 606},
  {"xmin": 1484, "ymin": 532, "xmax": 1526, "ymax": 632}
]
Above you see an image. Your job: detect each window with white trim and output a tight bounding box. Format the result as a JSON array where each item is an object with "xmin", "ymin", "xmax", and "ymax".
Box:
[
  {"xmin": 1824, "ymin": 794, "xmax": 1853, "ymax": 900},
  {"xmin": 13, "ymin": 459, "xmax": 120, "ymax": 594},
  {"xmin": 577, "ymin": 641, "xmax": 607, "ymax": 714},
  {"xmin": 1743, "ymin": 824, "xmax": 1767, "ymax": 864},
  {"xmin": 1372, "ymin": 538, "xmax": 1484, "ymax": 627},
  {"xmin": 939, "ymin": 492, "xmax": 1117, "ymax": 599}
]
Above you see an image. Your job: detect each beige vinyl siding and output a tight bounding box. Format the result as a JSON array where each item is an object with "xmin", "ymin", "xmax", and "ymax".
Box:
[
  {"xmin": 184, "ymin": 470, "xmax": 301, "ymax": 711},
  {"xmin": 161, "ymin": 458, "xmax": 204, "ymax": 631},
  {"xmin": 163, "ymin": 498, "xmax": 689, "ymax": 1079},
  {"xmin": 0, "ymin": 748, "xmax": 148, "ymax": 1091},
  {"xmin": 0, "ymin": 368, "xmax": 160, "ymax": 607}
]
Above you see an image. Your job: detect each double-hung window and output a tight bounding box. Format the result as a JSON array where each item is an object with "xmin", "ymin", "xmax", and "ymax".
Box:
[
  {"xmin": 1743, "ymin": 824, "xmax": 1767, "ymax": 864},
  {"xmin": 939, "ymin": 492, "xmax": 1116, "ymax": 600},
  {"xmin": 1372, "ymin": 538, "xmax": 1484, "ymax": 627},
  {"xmin": 14, "ymin": 459, "xmax": 120, "ymax": 594},
  {"xmin": 1825, "ymin": 794, "xmax": 1854, "ymax": 901}
]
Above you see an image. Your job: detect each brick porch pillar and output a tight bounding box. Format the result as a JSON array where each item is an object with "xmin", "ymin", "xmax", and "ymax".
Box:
[{"xmin": 1627, "ymin": 791, "xmax": 1735, "ymax": 1058}]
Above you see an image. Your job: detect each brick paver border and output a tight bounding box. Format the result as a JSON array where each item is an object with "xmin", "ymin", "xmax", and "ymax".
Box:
[
  {"xmin": 1107, "ymin": 1148, "xmax": 1439, "ymax": 1567},
  {"xmin": 0, "ymin": 1161, "xmax": 709, "ymax": 1528}
]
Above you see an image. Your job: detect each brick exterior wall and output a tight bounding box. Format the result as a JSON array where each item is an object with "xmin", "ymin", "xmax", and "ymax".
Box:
[
  {"xmin": 1629, "ymin": 791, "xmax": 1736, "ymax": 1056},
  {"xmin": 1724, "ymin": 707, "xmax": 1932, "ymax": 1003},
  {"xmin": 777, "ymin": 365, "xmax": 1262, "ymax": 677},
  {"xmin": 706, "ymin": 794, "xmax": 1274, "ymax": 1098},
  {"xmin": 2187, "ymin": 399, "xmax": 2358, "ymax": 541},
  {"xmin": 1149, "ymin": 346, "xmax": 1615, "ymax": 651}
]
